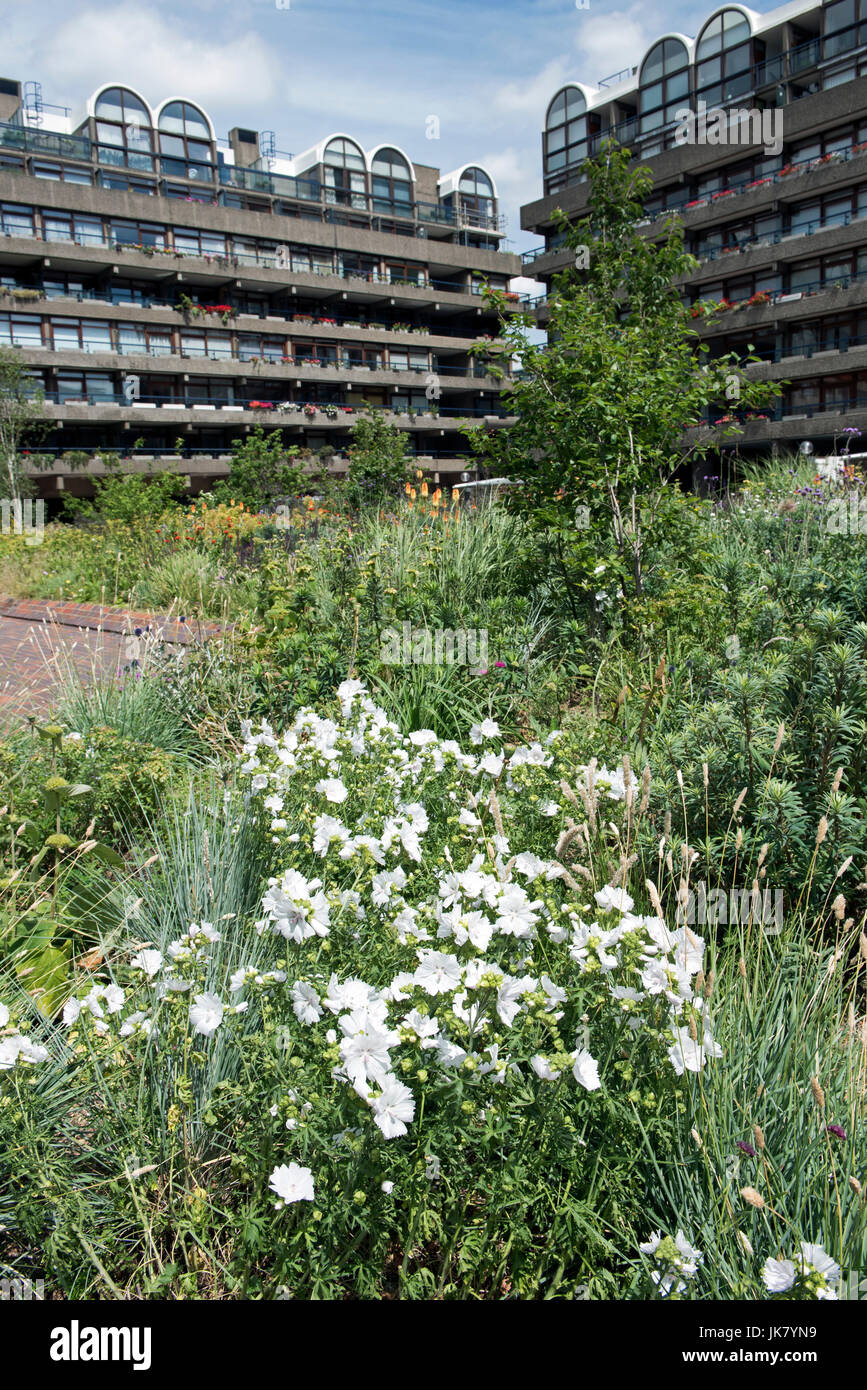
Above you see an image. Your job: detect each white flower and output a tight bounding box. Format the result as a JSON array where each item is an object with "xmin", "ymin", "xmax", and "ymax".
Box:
[
  {"xmin": 469, "ymin": 718, "xmax": 499, "ymax": 744},
  {"xmin": 477, "ymin": 751, "xmax": 504, "ymax": 777},
  {"xmin": 312, "ymin": 814, "xmax": 349, "ymax": 855},
  {"xmin": 372, "ymin": 1078, "xmax": 416, "ymax": 1138},
  {"xmin": 291, "ymin": 982, "xmax": 323, "ymax": 1025},
  {"xmin": 531, "ymin": 1054, "xmax": 562, "ymax": 1081},
  {"xmin": 594, "ymin": 885, "xmax": 634, "ymax": 914},
  {"xmin": 189, "ymin": 992, "xmax": 224, "ymax": 1037},
  {"xmin": 798, "ymin": 1242, "xmax": 840, "ymax": 1285},
  {"xmin": 667, "ymin": 1026, "xmax": 722, "ymax": 1075},
  {"xmin": 316, "ymin": 777, "xmax": 348, "ymax": 804},
  {"xmin": 513, "ymin": 852, "xmax": 549, "ymax": 881},
  {"xmin": 381, "ymin": 1180, "xmax": 395, "ymax": 1194},
  {"xmin": 572, "ymin": 1048, "xmax": 601, "ymax": 1091},
  {"xmin": 762, "ymin": 1257, "xmax": 796, "ymax": 1293},
  {"xmin": 0, "ymin": 1004, "xmax": 9, "ymax": 1027},
  {"xmin": 269, "ymin": 1162, "xmax": 315, "ymax": 1206},
  {"xmin": 131, "ymin": 949, "xmax": 163, "ymax": 978},
  {"xmin": 339, "ymin": 1027, "xmax": 395, "ymax": 1088},
  {"xmin": 62, "ymin": 998, "xmax": 82, "ymax": 1026},
  {"xmin": 413, "ymin": 950, "xmax": 462, "ymax": 996},
  {"xmin": 495, "ymin": 885, "xmax": 540, "ymax": 938},
  {"xmin": 261, "ymin": 869, "xmax": 330, "ymax": 941},
  {"xmin": 408, "ymin": 729, "xmax": 438, "ymax": 746}
]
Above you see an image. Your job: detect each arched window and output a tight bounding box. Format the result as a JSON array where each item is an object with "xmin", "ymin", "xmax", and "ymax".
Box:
[
  {"xmin": 323, "ymin": 137, "xmax": 367, "ymax": 208},
  {"xmin": 94, "ymin": 87, "xmax": 153, "ymax": 172},
  {"xmin": 459, "ymin": 167, "xmax": 495, "ymax": 228},
  {"xmin": 544, "ymin": 86, "xmax": 587, "ymax": 188},
  {"xmin": 158, "ymin": 101, "xmax": 214, "ymax": 181},
  {"xmin": 371, "ymin": 148, "xmax": 413, "ymax": 214},
  {"xmin": 695, "ymin": 9, "xmax": 754, "ymax": 106},
  {"xmin": 639, "ymin": 38, "xmax": 691, "ymax": 135}
]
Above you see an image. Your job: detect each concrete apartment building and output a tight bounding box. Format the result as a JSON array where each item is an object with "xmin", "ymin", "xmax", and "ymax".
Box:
[
  {"xmin": 0, "ymin": 79, "xmax": 520, "ymax": 496},
  {"xmin": 520, "ymin": 0, "xmax": 867, "ymax": 457}
]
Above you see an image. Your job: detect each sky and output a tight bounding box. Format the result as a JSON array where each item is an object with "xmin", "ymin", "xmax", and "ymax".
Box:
[{"xmin": 1, "ymin": 0, "xmax": 740, "ymax": 274}]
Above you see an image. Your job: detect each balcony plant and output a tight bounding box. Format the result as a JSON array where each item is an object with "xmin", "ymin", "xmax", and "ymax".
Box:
[{"xmin": 303, "ymin": 403, "xmax": 317, "ymax": 418}]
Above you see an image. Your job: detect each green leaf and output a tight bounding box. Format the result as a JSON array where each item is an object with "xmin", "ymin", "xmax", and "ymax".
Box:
[{"xmin": 16, "ymin": 940, "xmax": 71, "ymax": 1017}]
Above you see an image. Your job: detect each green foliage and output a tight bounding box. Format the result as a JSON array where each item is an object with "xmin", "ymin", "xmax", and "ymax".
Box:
[
  {"xmin": 0, "ymin": 345, "xmax": 51, "ymax": 504},
  {"xmin": 62, "ymin": 461, "xmax": 189, "ymax": 526},
  {"xmin": 471, "ymin": 143, "xmax": 780, "ymax": 612},
  {"xmin": 214, "ymin": 427, "xmax": 307, "ymax": 508},
  {"xmin": 345, "ymin": 412, "xmax": 411, "ymax": 506}
]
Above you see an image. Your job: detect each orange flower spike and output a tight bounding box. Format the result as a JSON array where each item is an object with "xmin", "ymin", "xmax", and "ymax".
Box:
[{"xmin": 421, "ymin": 481, "xmax": 429, "ymax": 497}]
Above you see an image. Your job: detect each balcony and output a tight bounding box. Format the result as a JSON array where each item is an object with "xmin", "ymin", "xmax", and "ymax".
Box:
[{"xmin": 0, "ymin": 121, "xmax": 91, "ymax": 161}]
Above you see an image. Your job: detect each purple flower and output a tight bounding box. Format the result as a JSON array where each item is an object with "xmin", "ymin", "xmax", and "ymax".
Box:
[
  {"xmin": 495, "ymin": 661, "xmax": 506, "ymax": 668},
  {"xmin": 827, "ymin": 1124, "xmax": 846, "ymax": 1140},
  {"xmin": 737, "ymin": 1140, "xmax": 757, "ymax": 1157}
]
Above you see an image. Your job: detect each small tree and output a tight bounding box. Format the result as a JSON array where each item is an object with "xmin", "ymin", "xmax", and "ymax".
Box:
[
  {"xmin": 345, "ymin": 412, "xmax": 410, "ymax": 507},
  {"xmin": 215, "ymin": 427, "xmax": 307, "ymax": 508},
  {"xmin": 470, "ymin": 142, "xmax": 781, "ymax": 604},
  {"xmin": 0, "ymin": 347, "xmax": 51, "ymax": 505}
]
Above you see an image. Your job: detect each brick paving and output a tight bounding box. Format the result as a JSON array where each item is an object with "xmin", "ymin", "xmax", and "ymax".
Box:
[{"xmin": 0, "ymin": 596, "xmax": 225, "ymax": 723}]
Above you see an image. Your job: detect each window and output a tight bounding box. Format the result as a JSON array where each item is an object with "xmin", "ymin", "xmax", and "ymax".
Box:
[
  {"xmin": 323, "ymin": 138, "xmax": 367, "ymax": 209},
  {"xmin": 94, "ymin": 86, "xmax": 153, "ymax": 171},
  {"xmin": 32, "ymin": 161, "xmax": 91, "ymax": 184},
  {"xmin": 238, "ymin": 334, "xmax": 286, "ymax": 362},
  {"xmin": 180, "ymin": 329, "xmax": 232, "ymax": 359},
  {"xmin": 0, "ymin": 313, "xmax": 42, "ymax": 347},
  {"xmin": 824, "ymin": 0, "xmax": 863, "ymax": 57},
  {"xmin": 117, "ymin": 324, "xmax": 172, "ymax": 356},
  {"xmin": 544, "ymin": 87, "xmax": 587, "ymax": 189},
  {"xmin": 43, "ymin": 212, "xmax": 103, "ymax": 247},
  {"xmin": 458, "ymin": 167, "xmax": 495, "ymax": 227},
  {"xmin": 173, "ymin": 227, "xmax": 227, "ymax": 256},
  {"xmin": 0, "ymin": 202, "xmax": 34, "ymax": 237},
  {"xmin": 56, "ymin": 371, "xmax": 115, "ymax": 403},
  {"xmin": 155, "ymin": 101, "xmax": 214, "ymax": 180},
  {"xmin": 695, "ymin": 9, "xmax": 754, "ymax": 107},
  {"xmin": 111, "ymin": 220, "xmax": 166, "ymax": 249},
  {"xmin": 640, "ymin": 38, "xmax": 691, "ymax": 136},
  {"xmin": 371, "ymin": 148, "xmax": 413, "ymax": 214},
  {"xmin": 51, "ymin": 318, "xmax": 111, "ymax": 352}
]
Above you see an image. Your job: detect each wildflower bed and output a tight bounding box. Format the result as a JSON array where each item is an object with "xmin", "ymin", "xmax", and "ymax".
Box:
[{"xmin": 0, "ymin": 683, "xmax": 863, "ymax": 1299}]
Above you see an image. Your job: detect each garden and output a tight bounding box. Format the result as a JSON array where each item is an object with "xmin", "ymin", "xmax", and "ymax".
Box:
[{"xmin": 0, "ymin": 147, "xmax": 864, "ymax": 1302}]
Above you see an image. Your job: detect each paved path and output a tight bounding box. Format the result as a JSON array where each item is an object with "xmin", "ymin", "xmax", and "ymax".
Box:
[{"xmin": 0, "ymin": 597, "xmax": 225, "ymax": 723}]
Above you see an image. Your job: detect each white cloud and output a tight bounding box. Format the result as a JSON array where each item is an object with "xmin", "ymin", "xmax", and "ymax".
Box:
[{"xmin": 29, "ymin": 4, "xmax": 283, "ymax": 115}]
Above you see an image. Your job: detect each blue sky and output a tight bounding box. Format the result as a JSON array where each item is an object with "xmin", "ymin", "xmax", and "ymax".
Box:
[{"xmin": 3, "ymin": 0, "xmax": 730, "ymax": 260}]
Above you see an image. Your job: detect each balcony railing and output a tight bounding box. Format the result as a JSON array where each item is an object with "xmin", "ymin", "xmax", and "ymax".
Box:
[
  {"xmin": 32, "ymin": 389, "xmax": 515, "ymax": 420},
  {"xmin": 0, "ymin": 121, "xmax": 91, "ymax": 161},
  {"xmin": 0, "ymin": 224, "xmax": 503, "ymax": 300}
]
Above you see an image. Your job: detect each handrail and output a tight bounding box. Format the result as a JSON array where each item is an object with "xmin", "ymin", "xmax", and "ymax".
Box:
[
  {"xmin": 0, "ymin": 224, "xmax": 500, "ymax": 299},
  {"xmin": 33, "ymin": 390, "xmax": 514, "ymax": 418}
]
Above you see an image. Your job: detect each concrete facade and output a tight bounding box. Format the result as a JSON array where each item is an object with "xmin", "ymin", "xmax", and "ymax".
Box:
[
  {"xmin": 0, "ymin": 80, "xmax": 520, "ymax": 495},
  {"xmin": 520, "ymin": 1, "xmax": 867, "ymax": 458}
]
